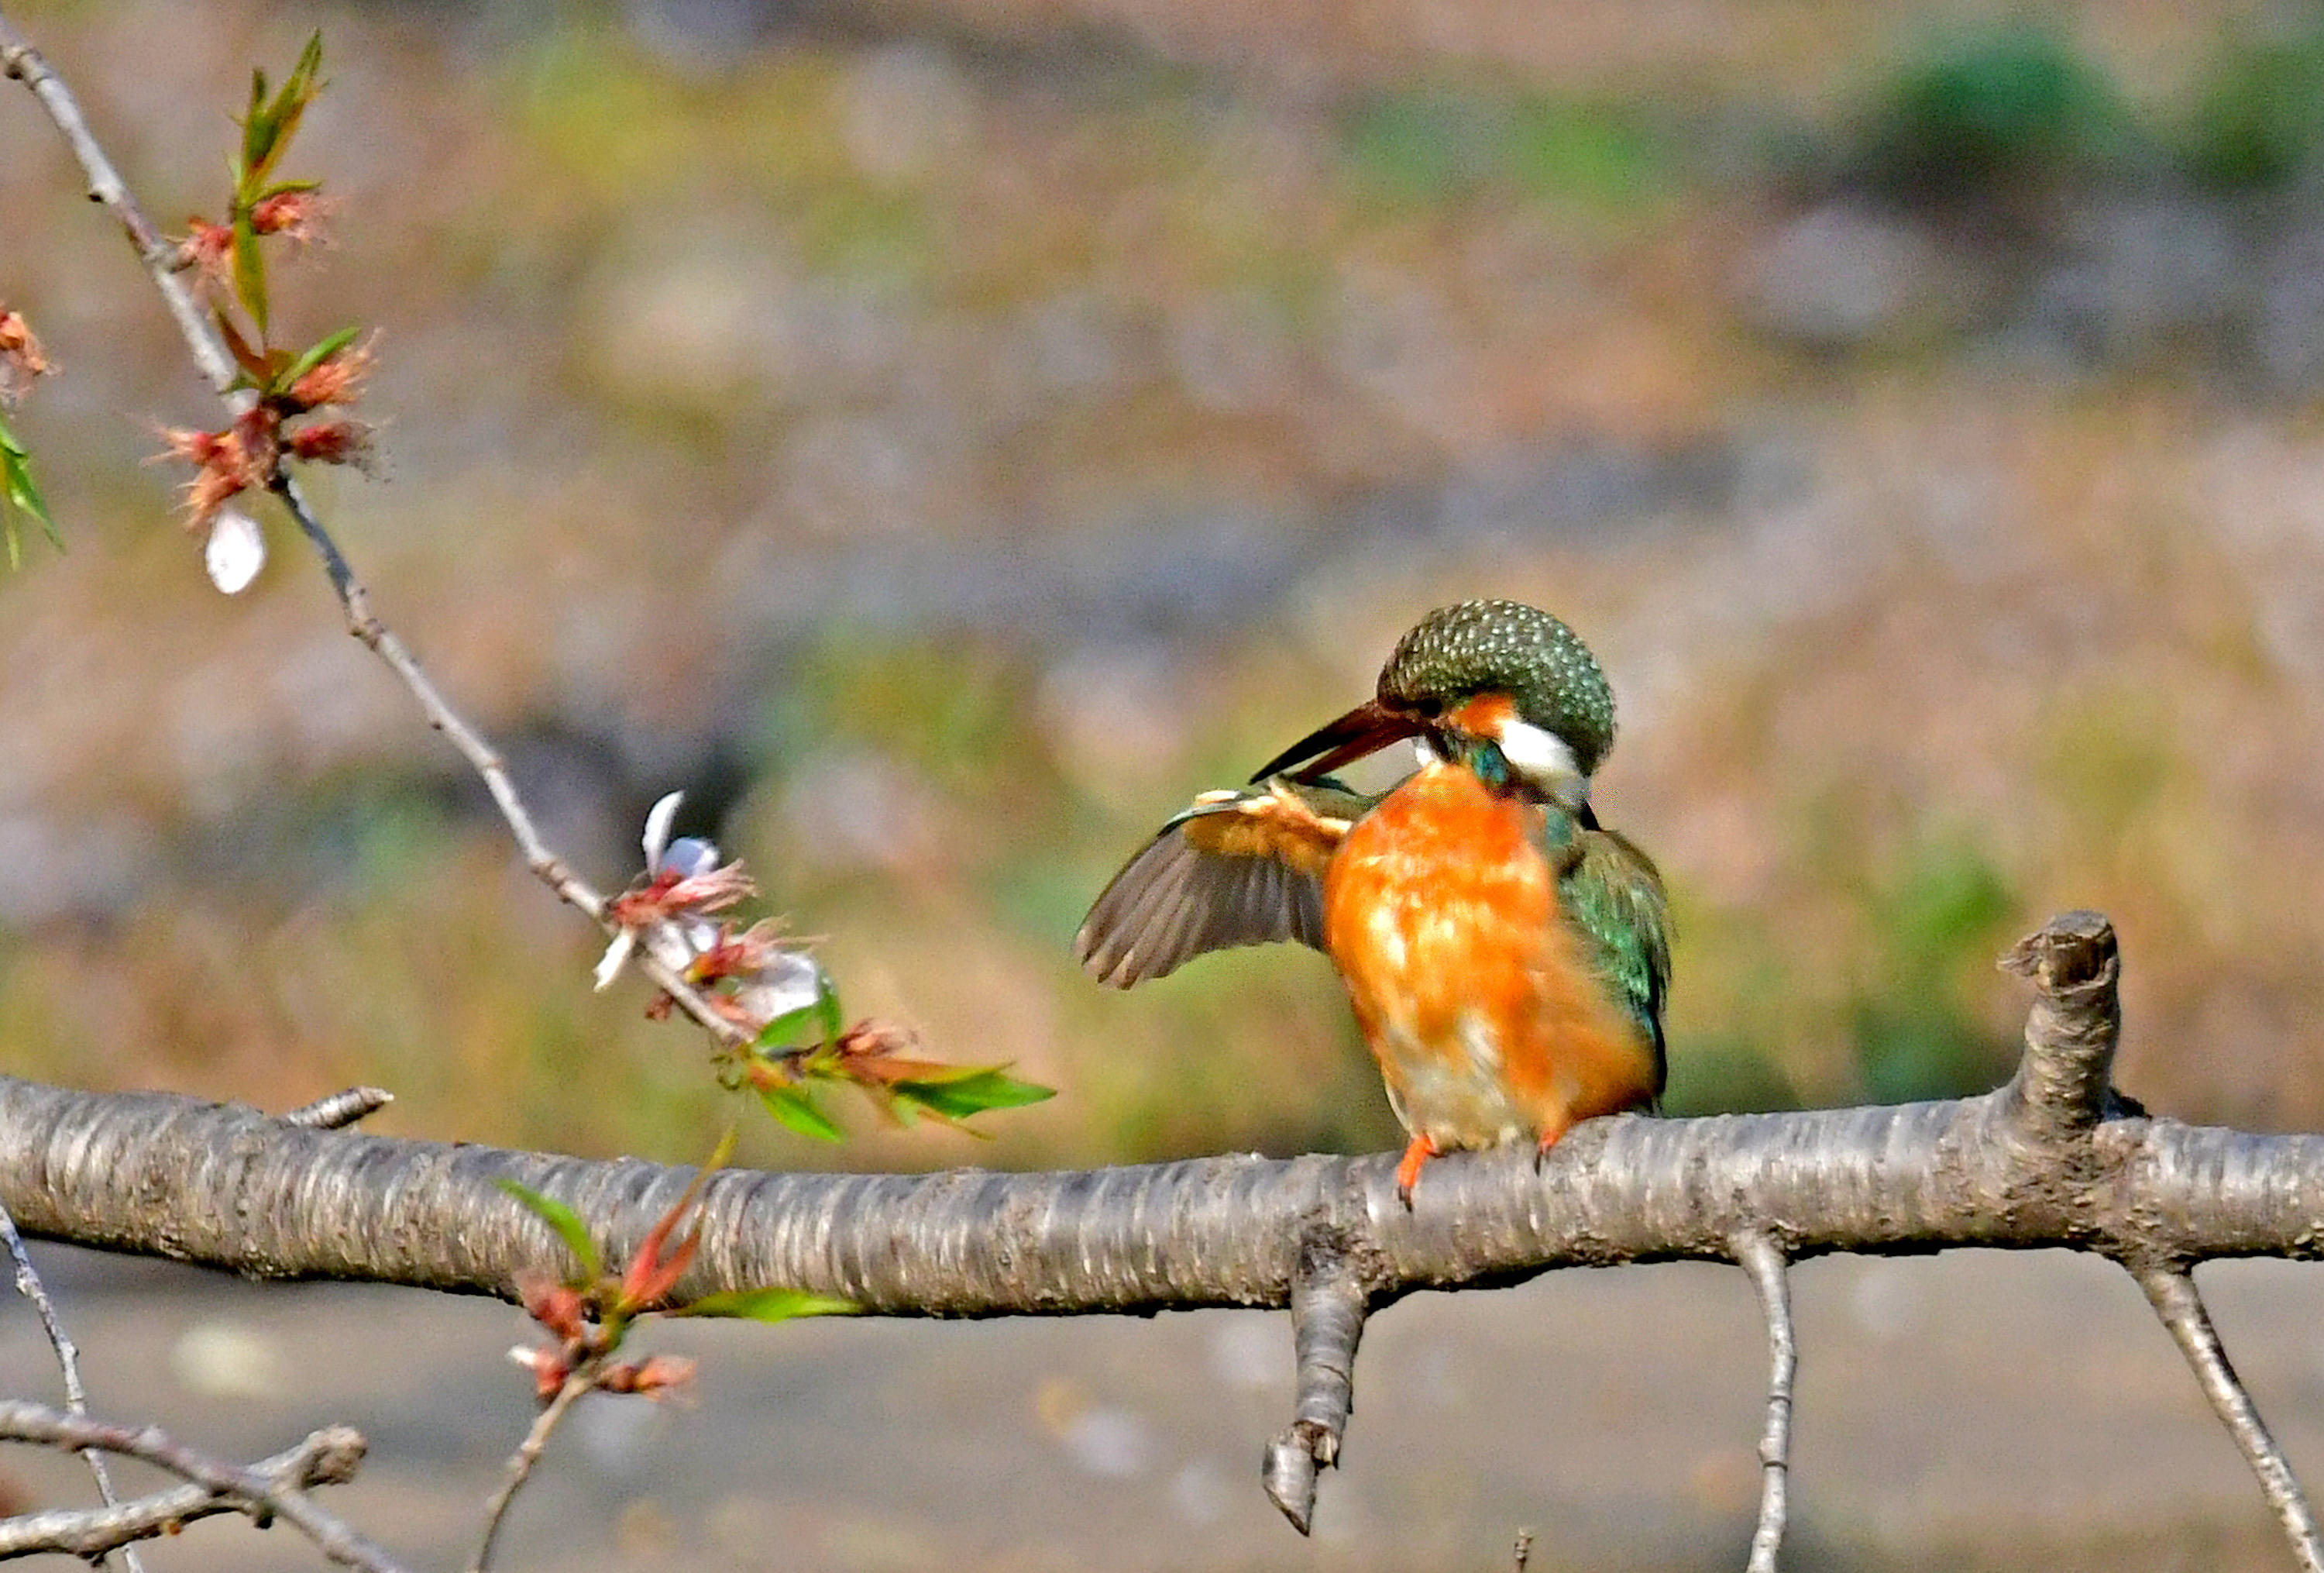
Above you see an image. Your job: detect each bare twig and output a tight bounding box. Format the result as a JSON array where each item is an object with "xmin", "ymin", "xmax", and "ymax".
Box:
[
  {"xmin": 469, "ymin": 1365, "xmax": 596, "ymax": 1573},
  {"xmin": 0, "ymin": 1202, "xmax": 142, "ymax": 1573},
  {"xmin": 0, "ymin": 5, "xmax": 744, "ymax": 1048},
  {"xmin": 1512, "ymin": 1527, "xmax": 1533, "ymax": 1571},
  {"xmin": 1263, "ymin": 1238, "xmax": 1367, "ymax": 1534},
  {"xmin": 280, "ymin": 1086, "xmax": 396, "ymax": 1131},
  {"xmin": 1732, "ymin": 1231, "xmax": 1796, "ymax": 1573},
  {"xmin": 0, "ymin": 19, "xmax": 234, "ymax": 393},
  {"xmin": 0, "ymin": 1423, "xmax": 366, "ymax": 1559},
  {"xmin": 2136, "ymin": 1267, "xmax": 2324, "ymax": 1572},
  {"xmin": 0, "ymin": 1401, "xmax": 398, "ymax": 1573}
]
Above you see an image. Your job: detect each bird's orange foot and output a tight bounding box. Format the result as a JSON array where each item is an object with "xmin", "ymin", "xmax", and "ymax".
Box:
[
  {"xmin": 1532, "ymin": 1114, "xmax": 1576, "ymax": 1175},
  {"xmin": 1394, "ymin": 1134, "xmax": 1439, "ymax": 1210}
]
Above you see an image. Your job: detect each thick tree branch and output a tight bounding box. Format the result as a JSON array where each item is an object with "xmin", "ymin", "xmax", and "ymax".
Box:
[
  {"xmin": 0, "ymin": 1403, "xmax": 392, "ymax": 1572},
  {"xmin": 0, "ymin": 1423, "xmax": 366, "ymax": 1561},
  {"xmin": 1731, "ymin": 1231, "xmax": 1794, "ymax": 1573},
  {"xmin": 6, "ymin": 921, "xmax": 2319, "ymax": 1319},
  {"xmin": 15, "ymin": 911, "xmax": 2324, "ymax": 1544},
  {"xmin": 2137, "ymin": 1266, "xmax": 2324, "ymax": 1572}
]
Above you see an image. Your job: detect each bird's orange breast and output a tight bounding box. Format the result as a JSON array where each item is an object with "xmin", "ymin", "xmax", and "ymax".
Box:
[{"xmin": 1322, "ymin": 762, "xmax": 1655, "ymax": 1152}]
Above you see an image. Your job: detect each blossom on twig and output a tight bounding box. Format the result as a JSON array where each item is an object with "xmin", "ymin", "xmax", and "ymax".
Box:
[
  {"xmin": 249, "ymin": 187, "xmax": 334, "ymax": 246},
  {"xmin": 174, "ymin": 217, "xmax": 235, "ymax": 287},
  {"xmin": 594, "ymin": 793, "xmax": 825, "ymax": 1035},
  {"xmin": 279, "ymin": 334, "xmax": 371, "ymax": 415},
  {"xmin": 0, "ymin": 308, "xmax": 53, "ymax": 406}
]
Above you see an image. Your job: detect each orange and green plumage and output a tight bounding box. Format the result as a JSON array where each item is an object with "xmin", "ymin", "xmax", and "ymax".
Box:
[{"xmin": 1075, "ymin": 600, "xmax": 1669, "ymax": 1201}]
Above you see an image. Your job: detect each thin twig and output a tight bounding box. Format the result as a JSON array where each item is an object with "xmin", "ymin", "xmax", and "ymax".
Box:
[
  {"xmin": 0, "ymin": 18, "xmax": 235, "ymax": 394},
  {"xmin": 1511, "ymin": 1527, "xmax": 1533, "ymax": 1571},
  {"xmin": 0, "ymin": 1201, "xmax": 142, "ymax": 1573},
  {"xmin": 469, "ymin": 1365, "xmax": 596, "ymax": 1573},
  {"xmin": 280, "ymin": 1086, "xmax": 396, "ymax": 1131},
  {"xmin": 0, "ymin": 1400, "xmax": 401, "ymax": 1573},
  {"xmin": 0, "ymin": 1423, "xmax": 365, "ymax": 1558},
  {"xmin": 0, "ymin": 5, "xmax": 744, "ymax": 1046},
  {"xmin": 1732, "ymin": 1231, "xmax": 1796, "ymax": 1573},
  {"xmin": 2137, "ymin": 1266, "xmax": 2324, "ymax": 1573}
]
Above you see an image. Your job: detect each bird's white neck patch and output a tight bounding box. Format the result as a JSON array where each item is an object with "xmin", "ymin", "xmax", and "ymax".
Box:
[{"xmin": 1493, "ymin": 718, "xmax": 1589, "ymax": 809}]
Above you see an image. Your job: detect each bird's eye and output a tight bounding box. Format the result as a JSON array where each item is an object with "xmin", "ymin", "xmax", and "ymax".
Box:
[{"xmin": 1411, "ymin": 695, "xmax": 1443, "ymax": 718}]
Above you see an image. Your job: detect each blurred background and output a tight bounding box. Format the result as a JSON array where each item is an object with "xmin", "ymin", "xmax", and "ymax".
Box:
[{"xmin": 7, "ymin": 0, "xmax": 2324, "ymax": 1567}]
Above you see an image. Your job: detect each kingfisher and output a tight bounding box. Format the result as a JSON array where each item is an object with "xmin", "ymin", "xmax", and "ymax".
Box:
[{"xmin": 1074, "ymin": 599, "xmax": 1670, "ymax": 1205}]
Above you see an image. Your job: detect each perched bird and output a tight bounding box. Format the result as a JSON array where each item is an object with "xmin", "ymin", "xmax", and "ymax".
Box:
[{"xmin": 1076, "ymin": 600, "xmax": 1669, "ymax": 1204}]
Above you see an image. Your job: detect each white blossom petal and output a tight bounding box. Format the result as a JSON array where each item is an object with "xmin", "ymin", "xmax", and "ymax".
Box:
[
  {"xmin": 641, "ymin": 791, "xmax": 684, "ymax": 869},
  {"xmin": 732, "ymin": 948, "xmax": 825, "ymax": 1027},
  {"xmin": 660, "ymin": 835, "xmax": 720, "ymax": 879},
  {"xmin": 592, "ymin": 930, "xmax": 638, "ymax": 992},
  {"xmin": 203, "ymin": 508, "xmax": 265, "ymax": 594},
  {"xmin": 643, "ymin": 914, "xmax": 720, "ymax": 973}
]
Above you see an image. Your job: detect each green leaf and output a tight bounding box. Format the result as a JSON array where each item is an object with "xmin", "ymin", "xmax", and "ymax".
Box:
[
  {"xmin": 495, "ymin": 1179, "xmax": 603, "ymax": 1279},
  {"xmin": 813, "ymin": 976, "xmax": 844, "ymax": 1045},
  {"xmin": 891, "ymin": 1067, "xmax": 1055, "ymax": 1124},
  {"xmin": 0, "ymin": 417, "xmax": 60, "ymax": 569},
  {"xmin": 231, "ymin": 211, "xmax": 267, "ymax": 337},
  {"xmin": 756, "ymin": 1081, "xmax": 844, "ymax": 1143},
  {"xmin": 273, "ymin": 325, "xmax": 359, "ymax": 398},
  {"xmin": 749, "ymin": 969, "xmax": 841, "ymax": 1053},
  {"xmin": 242, "ymin": 35, "xmax": 324, "ymax": 190},
  {"xmin": 751, "ymin": 1002, "xmax": 823, "ymax": 1053},
  {"xmin": 238, "ymin": 67, "xmax": 271, "ymax": 186},
  {"xmin": 669, "ymin": 1286, "xmax": 858, "ymax": 1323},
  {"xmin": 269, "ymin": 34, "xmax": 325, "ymax": 161}
]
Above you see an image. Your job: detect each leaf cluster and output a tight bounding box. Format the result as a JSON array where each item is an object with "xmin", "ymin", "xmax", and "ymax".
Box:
[
  {"xmin": 497, "ymin": 1131, "xmax": 855, "ymax": 1345},
  {"xmin": 739, "ymin": 981, "xmax": 1054, "ymax": 1143},
  {"xmin": 0, "ymin": 417, "xmax": 57, "ymax": 570}
]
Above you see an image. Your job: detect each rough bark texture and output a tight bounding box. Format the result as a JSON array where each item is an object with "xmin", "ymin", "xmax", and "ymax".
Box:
[
  {"xmin": 1, "ymin": 916, "xmax": 2318, "ymax": 1317},
  {"xmin": 4, "ymin": 928, "xmax": 2322, "ymax": 1558}
]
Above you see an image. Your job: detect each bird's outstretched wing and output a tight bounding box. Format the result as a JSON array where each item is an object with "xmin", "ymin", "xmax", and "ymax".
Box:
[
  {"xmin": 1557, "ymin": 824, "xmax": 1673, "ymax": 1100},
  {"xmin": 1074, "ymin": 780, "xmax": 1367, "ymax": 988}
]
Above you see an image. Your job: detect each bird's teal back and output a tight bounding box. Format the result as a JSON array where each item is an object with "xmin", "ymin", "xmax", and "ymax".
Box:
[{"xmin": 1552, "ymin": 817, "xmax": 1672, "ymax": 1100}]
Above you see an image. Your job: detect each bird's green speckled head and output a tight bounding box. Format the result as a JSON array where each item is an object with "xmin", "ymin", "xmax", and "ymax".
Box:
[{"xmin": 1378, "ymin": 600, "xmax": 1616, "ymax": 776}]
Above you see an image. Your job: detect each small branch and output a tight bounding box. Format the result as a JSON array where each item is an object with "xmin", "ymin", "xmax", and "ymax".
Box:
[
  {"xmin": 2136, "ymin": 1267, "xmax": 2324, "ymax": 1573},
  {"xmin": 0, "ymin": 1401, "xmax": 398, "ymax": 1573},
  {"xmin": 1996, "ymin": 910, "xmax": 2122, "ymax": 1144},
  {"xmin": 0, "ymin": 1425, "xmax": 365, "ymax": 1559},
  {"xmin": 469, "ymin": 1365, "xmax": 595, "ymax": 1573},
  {"xmin": 0, "ymin": 8, "xmax": 743, "ymax": 1048},
  {"xmin": 0, "ymin": 16, "xmax": 237, "ymax": 394},
  {"xmin": 1731, "ymin": 1231, "xmax": 1795, "ymax": 1573},
  {"xmin": 1262, "ymin": 1235, "xmax": 1367, "ymax": 1534},
  {"xmin": 1511, "ymin": 1528, "xmax": 1533, "ymax": 1572},
  {"xmin": 0, "ymin": 1201, "xmax": 141, "ymax": 1573},
  {"xmin": 280, "ymin": 1086, "xmax": 395, "ymax": 1131}
]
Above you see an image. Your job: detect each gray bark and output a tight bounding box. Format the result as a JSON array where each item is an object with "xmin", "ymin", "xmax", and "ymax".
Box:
[
  {"xmin": 8, "ymin": 912, "xmax": 2324, "ymax": 1558},
  {"xmin": 0, "ymin": 914, "xmax": 2315, "ymax": 1313}
]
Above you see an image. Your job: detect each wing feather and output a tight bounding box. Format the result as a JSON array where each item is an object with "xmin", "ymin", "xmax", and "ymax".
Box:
[
  {"xmin": 1558, "ymin": 824, "xmax": 1673, "ymax": 1099},
  {"xmin": 1075, "ymin": 782, "xmax": 1360, "ymax": 987}
]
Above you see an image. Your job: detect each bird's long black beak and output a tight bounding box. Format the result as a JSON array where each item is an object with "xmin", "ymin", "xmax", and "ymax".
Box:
[{"xmin": 1249, "ymin": 699, "xmax": 1424, "ymax": 784}]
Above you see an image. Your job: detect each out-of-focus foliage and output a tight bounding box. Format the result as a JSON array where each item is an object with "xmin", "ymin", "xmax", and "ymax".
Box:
[
  {"xmin": 2184, "ymin": 18, "xmax": 2324, "ymax": 188},
  {"xmin": 1849, "ymin": 25, "xmax": 2143, "ymax": 200}
]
